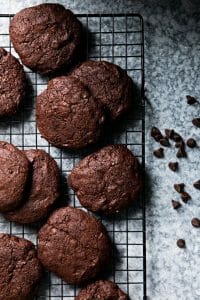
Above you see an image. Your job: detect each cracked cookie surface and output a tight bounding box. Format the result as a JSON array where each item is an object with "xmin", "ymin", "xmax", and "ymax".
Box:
[
  {"xmin": 0, "ymin": 233, "xmax": 43, "ymax": 300},
  {"xmin": 36, "ymin": 76, "xmax": 105, "ymax": 149},
  {"xmin": 10, "ymin": 4, "xmax": 82, "ymax": 74},
  {"xmin": 38, "ymin": 207, "xmax": 111, "ymax": 284},
  {"xmin": 71, "ymin": 60, "xmax": 133, "ymax": 120},
  {"xmin": 0, "ymin": 48, "xmax": 26, "ymax": 116},
  {"xmin": 5, "ymin": 149, "xmax": 61, "ymax": 224},
  {"xmin": 0, "ymin": 141, "xmax": 30, "ymax": 212},
  {"xmin": 76, "ymin": 280, "xmax": 128, "ymax": 300},
  {"xmin": 68, "ymin": 144, "xmax": 143, "ymax": 214}
]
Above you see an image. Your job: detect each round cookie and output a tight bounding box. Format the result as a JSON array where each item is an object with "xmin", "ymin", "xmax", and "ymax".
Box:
[
  {"xmin": 10, "ymin": 4, "xmax": 82, "ymax": 74},
  {"xmin": 0, "ymin": 233, "xmax": 43, "ymax": 300},
  {"xmin": 76, "ymin": 280, "xmax": 128, "ymax": 300},
  {"xmin": 36, "ymin": 76, "xmax": 105, "ymax": 149},
  {"xmin": 0, "ymin": 48, "xmax": 26, "ymax": 116},
  {"xmin": 68, "ymin": 144, "xmax": 142, "ymax": 214},
  {"xmin": 5, "ymin": 149, "xmax": 61, "ymax": 224},
  {"xmin": 37, "ymin": 207, "xmax": 111, "ymax": 284},
  {"xmin": 0, "ymin": 141, "xmax": 30, "ymax": 212},
  {"xmin": 71, "ymin": 60, "xmax": 133, "ymax": 120}
]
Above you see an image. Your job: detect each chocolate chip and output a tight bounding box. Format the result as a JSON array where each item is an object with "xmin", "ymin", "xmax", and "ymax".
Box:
[
  {"xmin": 151, "ymin": 127, "xmax": 161, "ymax": 136},
  {"xmin": 165, "ymin": 129, "xmax": 174, "ymax": 139},
  {"xmin": 193, "ymin": 180, "xmax": 200, "ymax": 190},
  {"xmin": 174, "ymin": 183, "xmax": 184, "ymax": 193},
  {"xmin": 176, "ymin": 142, "xmax": 187, "ymax": 158},
  {"xmin": 154, "ymin": 134, "xmax": 163, "ymax": 142},
  {"xmin": 172, "ymin": 200, "xmax": 181, "ymax": 209},
  {"xmin": 153, "ymin": 148, "xmax": 164, "ymax": 158},
  {"xmin": 191, "ymin": 218, "xmax": 200, "ymax": 228},
  {"xmin": 160, "ymin": 138, "xmax": 170, "ymax": 147},
  {"xmin": 173, "ymin": 132, "xmax": 183, "ymax": 142},
  {"xmin": 192, "ymin": 118, "xmax": 200, "ymax": 128},
  {"xmin": 186, "ymin": 95, "xmax": 197, "ymax": 105},
  {"xmin": 175, "ymin": 141, "xmax": 182, "ymax": 148},
  {"xmin": 177, "ymin": 239, "xmax": 185, "ymax": 248},
  {"xmin": 181, "ymin": 192, "xmax": 191, "ymax": 203},
  {"xmin": 151, "ymin": 127, "xmax": 163, "ymax": 141},
  {"xmin": 168, "ymin": 162, "xmax": 178, "ymax": 171},
  {"xmin": 186, "ymin": 138, "xmax": 197, "ymax": 148},
  {"xmin": 165, "ymin": 129, "xmax": 183, "ymax": 142}
]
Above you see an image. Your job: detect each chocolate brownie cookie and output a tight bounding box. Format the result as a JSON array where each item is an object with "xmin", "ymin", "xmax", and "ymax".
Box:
[
  {"xmin": 38, "ymin": 207, "xmax": 111, "ymax": 284},
  {"xmin": 0, "ymin": 233, "xmax": 43, "ymax": 300},
  {"xmin": 5, "ymin": 149, "xmax": 60, "ymax": 224},
  {"xmin": 76, "ymin": 280, "xmax": 128, "ymax": 300},
  {"xmin": 36, "ymin": 76, "xmax": 105, "ymax": 149},
  {"xmin": 0, "ymin": 141, "xmax": 29, "ymax": 212},
  {"xmin": 68, "ymin": 144, "xmax": 142, "ymax": 214},
  {"xmin": 0, "ymin": 48, "xmax": 26, "ymax": 116},
  {"xmin": 71, "ymin": 60, "xmax": 133, "ymax": 120},
  {"xmin": 10, "ymin": 4, "xmax": 82, "ymax": 74}
]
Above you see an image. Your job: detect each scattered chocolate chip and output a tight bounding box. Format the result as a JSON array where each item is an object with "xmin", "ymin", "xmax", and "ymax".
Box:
[
  {"xmin": 168, "ymin": 162, "xmax": 178, "ymax": 171},
  {"xmin": 176, "ymin": 149, "xmax": 182, "ymax": 158},
  {"xmin": 175, "ymin": 141, "xmax": 182, "ymax": 148},
  {"xmin": 165, "ymin": 129, "xmax": 174, "ymax": 139},
  {"xmin": 151, "ymin": 127, "xmax": 161, "ymax": 136},
  {"xmin": 153, "ymin": 148, "xmax": 164, "ymax": 158},
  {"xmin": 193, "ymin": 180, "xmax": 200, "ymax": 190},
  {"xmin": 181, "ymin": 192, "xmax": 191, "ymax": 203},
  {"xmin": 173, "ymin": 132, "xmax": 183, "ymax": 142},
  {"xmin": 191, "ymin": 218, "xmax": 200, "ymax": 228},
  {"xmin": 192, "ymin": 118, "xmax": 200, "ymax": 128},
  {"xmin": 154, "ymin": 135, "xmax": 163, "ymax": 142},
  {"xmin": 176, "ymin": 142, "xmax": 187, "ymax": 158},
  {"xmin": 174, "ymin": 183, "xmax": 184, "ymax": 193},
  {"xmin": 186, "ymin": 95, "xmax": 197, "ymax": 105},
  {"xmin": 165, "ymin": 129, "xmax": 183, "ymax": 142},
  {"xmin": 151, "ymin": 127, "xmax": 163, "ymax": 141},
  {"xmin": 177, "ymin": 239, "xmax": 185, "ymax": 248},
  {"xmin": 186, "ymin": 138, "xmax": 197, "ymax": 148},
  {"xmin": 172, "ymin": 200, "xmax": 181, "ymax": 209},
  {"xmin": 160, "ymin": 137, "xmax": 170, "ymax": 147}
]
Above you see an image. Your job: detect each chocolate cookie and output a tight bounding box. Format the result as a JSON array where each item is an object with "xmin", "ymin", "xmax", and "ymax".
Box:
[
  {"xmin": 5, "ymin": 149, "xmax": 60, "ymax": 224},
  {"xmin": 0, "ymin": 233, "xmax": 43, "ymax": 300},
  {"xmin": 38, "ymin": 207, "xmax": 111, "ymax": 284},
  {"xmin": 0, "ymin": 48, "xmax": 26, "ymax": 116},
  {"xmin": 36, "ymin": 76, "xmax": 105, "ymax": 149},
  {"xmin": 68, "ymin": 144, "xmax": 142, "ymax": 214},
  {"xmin": 76, "ymin": 280, "xmax": 128, "ymax": 300},
  {"xmin": 71, "ymin": 60, "xmax": 133, "ymax": 120},
  {"xmin": 0, "ymin": 141, "xmax": 30, "ymax": 212},
  {"xmin": 10, "ymin": 4, "xmax": 82, "ymax": 74}
]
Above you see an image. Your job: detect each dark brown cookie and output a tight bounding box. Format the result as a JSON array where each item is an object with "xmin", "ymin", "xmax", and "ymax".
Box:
[
  {"xmin": 76, "ymin": 280, "xmax": 128, "ymax": 300},
  {"xmin": 5, "ymin": 149, "xmax": 60, "ymax": 224},
  {"xmin": 0, "ymin": 233, "xmax": 43, "ymax": 300},
  {"xmin": 71, "ymin": 60, "xmax": 133, "ymax": 120},
  {"xmin": 0, "ymin": 141, "xmax": 29, "ymax": 212},
  {"xmin": 68, "ymin": 144, "xmax": 142, "ymax": 214},
  {"xmin": 0, "ymin": 48, "xmax": 26, "ymax": 116},
  {"xmin": 10, "ymin": 4, "xmax": 82, "ymax": 74},
  {"xmin": 36, "ymin": 76, "xmax": 105, "ymax": 149},
  {"xmin": 37, "ymin": 207, "xmax": 111, "ymax": 284}
]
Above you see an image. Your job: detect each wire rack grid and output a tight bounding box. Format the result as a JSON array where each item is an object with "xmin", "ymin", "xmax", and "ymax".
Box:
[{"xmin": 0, "ymin": 13, "xmax": 146, "ymax": 300}]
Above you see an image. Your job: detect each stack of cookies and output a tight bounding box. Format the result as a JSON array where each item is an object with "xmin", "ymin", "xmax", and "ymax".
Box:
[{"xmin": 0, "ymin": 4, "xmax": 143, "ymax": 299}]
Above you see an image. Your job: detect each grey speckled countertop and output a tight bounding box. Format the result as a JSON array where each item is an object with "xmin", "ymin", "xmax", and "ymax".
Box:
[{"xmin": 1, "ymin": 0, "xmax": 200, "ymax": 299}]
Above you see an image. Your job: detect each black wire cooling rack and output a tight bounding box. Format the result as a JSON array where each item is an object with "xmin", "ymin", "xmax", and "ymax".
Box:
[{"xmin": 0, "ymin": 13, "xmax": 146, "ymax": 299}]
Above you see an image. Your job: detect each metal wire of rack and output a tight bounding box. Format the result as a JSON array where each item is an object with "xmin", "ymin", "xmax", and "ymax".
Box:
[{"xmin": 0, "ymin": 13, "xmax": 146, "ymax": 299}]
